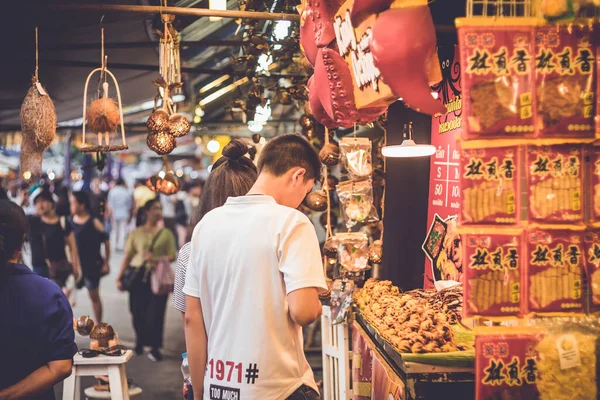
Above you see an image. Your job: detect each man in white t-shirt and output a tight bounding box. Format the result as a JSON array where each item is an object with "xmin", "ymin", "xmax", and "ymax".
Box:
[{"xmin": 183, "ymin": 134, "xmax": 327, "ymax": 400}]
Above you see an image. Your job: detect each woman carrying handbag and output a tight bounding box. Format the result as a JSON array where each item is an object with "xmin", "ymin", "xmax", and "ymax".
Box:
[{"xmin": 116, "ymin": 198, "xmax": 177, "ymax": 362}]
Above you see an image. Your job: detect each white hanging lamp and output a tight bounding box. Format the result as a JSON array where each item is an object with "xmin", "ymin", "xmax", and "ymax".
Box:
[{"xmin": 381, "ymin": 121, "xmax": 435, "ymax": 158}]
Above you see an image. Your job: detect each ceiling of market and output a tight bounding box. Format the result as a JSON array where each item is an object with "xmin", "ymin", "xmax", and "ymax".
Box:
[{"xmin": 0, "ymin": 0, "xmax": 465, "ymax": 147}]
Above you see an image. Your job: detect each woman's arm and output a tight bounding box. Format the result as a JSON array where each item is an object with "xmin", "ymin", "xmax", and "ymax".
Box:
[
  {"xmin": 0, "ymin": 360, "xmax": 72, "ymax": 400},
  {"xmin": 66, "ymin": 232, "xmax": 82, "ymax": 281},
  {"xmin": 94, "ymin": 219, "xmax": 111, "ymax": 275},
  {"xmin": 185, "ymin": 296, "xmax": 207, "ymax": 400}
]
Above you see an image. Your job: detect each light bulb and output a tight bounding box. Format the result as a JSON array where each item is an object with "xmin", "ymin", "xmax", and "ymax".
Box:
[{"xmin": 207, "ymin": 139, "xmax": 221, "ymax": 153}]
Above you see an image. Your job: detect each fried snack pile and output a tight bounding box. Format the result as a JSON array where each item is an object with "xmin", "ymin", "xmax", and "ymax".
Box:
[
  {"xmin": 355, "ymin": 279, "xmax": 467, "ymax": 353},
  {"xmin": 405, "ymin": 285, "xmax": 463, "ymax": 324},
  {"xmin": 536, "ymin": 331, "xmax": 597, "ymax": 400}
]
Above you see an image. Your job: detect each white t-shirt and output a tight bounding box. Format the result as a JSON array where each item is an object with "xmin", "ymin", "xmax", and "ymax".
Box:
[{"xmin": 183, "ymin": 195, "xmax": 327, "ymax": 400}]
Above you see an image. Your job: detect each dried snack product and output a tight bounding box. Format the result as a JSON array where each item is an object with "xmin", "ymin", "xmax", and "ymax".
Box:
[
  {"xmin": 340, "ymin": 137, "xmax": 372, "ymax": 178},
  {"xmin": 583, "ymin": 229, "xmax": 600, "ymax": 310},
  {"xmin": 588, "ymin": 146, "xmax": 600, "ymax": 222},
  {"xmin": 335, "ymin": 232, "xmax": 370, "ymax": 272},
  {"xmin": 336, "ymin": 178, "xmax": 379, "ymax": 228},
  {"xmin": 535, "ymin": 321, "xmax": 598, "ymax": 400},
  {"xmin": 458, "ymin": 22, "xmax": 536, "ymax": 139},
  {"xmin": 475, "ymin": 326, "xmax": 544, "ymax": 400},
  {"xmin": 525, "ymin": 228, "xmax": 585, "ymax": 315},
  {"xmin": 461, "ymin": 146, "xmax": 519, "ymax": 225},
  {"xmin": 536, "ymin": 24, "xmax": 595, "ymax": 138},
  {"xmin": 462, "ymin": 228, "xmax": 523, "ymax": 318},
  {"xmin": 527, "ymin": 145, "xmax": 584, "ymax": 224}
]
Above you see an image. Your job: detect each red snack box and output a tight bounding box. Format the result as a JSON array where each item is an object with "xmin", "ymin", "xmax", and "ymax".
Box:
[
  {"xmin": 589, "ymin": 146, "xmax": 600, "ymax": 223},
  {"xmin": 475, "ymin": 327, "xmax": 543, "ymax": 400},
  {"xmin": 458, "ymin": 23, "xmax": 536, "ymax": 139},
  {"xmin": 525, "ymin": 228, "xmax": 585, "ymax": 314},
  {"xmin": 536, "ymin": 24, "xmax": 595, "ymax": 138},
  {"xmin": 462, "ymin": 228, "xmax": 523, "ymax": 318},
  {"xmin": 583, "ymin": 229, "xmax": 600, "ymax": 311},
  {"xmin": 460, "ymin": 146, "xmax": 520, "ymax": 225},
  {"xmin": 526, "ymin": 145, "xmax": 584, "ymax": 224}
]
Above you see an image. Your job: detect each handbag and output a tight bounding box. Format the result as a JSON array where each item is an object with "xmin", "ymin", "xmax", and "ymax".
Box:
[
  {"xmin": 42, "ymin": 217, "xmax": 73, "ymax": 280},
  {"xmin": 148, "ymin": 229, "xmax": 175, "ymax": 295},
  {"xmin": 120, "ymin": 266, "xmax": 145, "ymax": 291}
]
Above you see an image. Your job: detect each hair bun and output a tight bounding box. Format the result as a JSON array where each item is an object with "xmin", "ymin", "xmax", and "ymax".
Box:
[{"xmin": 222, "ymin": 139, "xmax": 249, "ymax": 161}]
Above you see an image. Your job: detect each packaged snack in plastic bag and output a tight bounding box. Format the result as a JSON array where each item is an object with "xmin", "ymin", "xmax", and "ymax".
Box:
[
  {"xmin": 336, "ymin": 179, "xmax": 379, "ymax": 228},
  {"xmin": 532, "ymin": 317, "xmax": 599, "ymax": 400},
  {"xmin": 461, "ymin": 227, "xmax": 523, "ymax": 318},
  {"xmin": 340, "ymin": 137, "xmax": 372, "ymax": 178},
  {"xmin": 457, "ymin": 20, "xmax": 536, "ymax": 139},
  {"xmin": 475, "ymin": 326, "xmax": 544, "ymax": 400},
  {"xmin": 460, "ymin": 145, "xmax": 520, "ymax": 225},
  {"xmin": 588, "ymin": 146, "xmax": 600, "ymax": 222},
  {"xmin": 536, "ymin": 23, "xmax": 595, "ymax": 138},
  {"xmin": 525, "ymin": 228, "xmax": 585, "ymax": 315},
  {"xmin": 583, "ymin": 229, "xmax": 600, "ymax": 311},
  {"xmin": 330, "ymin": 279, "xmax": 355, "ymax": 325},
  {"xmin": 527, "ymin": 145, "xmax": 584, "ymax": 224},
  {"xmin": 335, "ymin": 232, "xmax": 370, "ymax": 272}
]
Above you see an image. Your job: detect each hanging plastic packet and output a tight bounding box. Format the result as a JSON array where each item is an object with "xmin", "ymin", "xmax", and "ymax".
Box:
[
  {"xmin": 461, "ymin": 227, "xmax": 523, "ymax": 319},
  {"xmin": 525, "ymin": 227, "xmax": 586, "ymax": 315},
  {"xmin": 457, "ymin": 20, "xmax": 536, "ymax": 139},
  {"xmin": 526, "ymin": 145, "xmax": 584, "ymax": 224},
  {"xmin": 475, "ymin": 326, "xmax": 544, "ymax": 400},
  {"xmin": 330, "ymin": 279, "xmax": 355, "ymax": 325},
  {"xmin": 340, "ymin": 137, "xmax": 372, "ymax": 178},
  {"xmin": 583, "ymin": 229, "xmax": 600, "ymax": 312},
  {"xmin": 460, "ymin": 145, "xmax": 520, "ymax": 225},
  {"xmin": 335, "ymin": 232, "xmax": 370, "ymax": 272},
  {"xmin": 337, "ymin": 179, "xmax": 379, "ymax": 228},
  {"xmin": 536, "ymin": 23, "xmax": 595, "ymax": 138}
]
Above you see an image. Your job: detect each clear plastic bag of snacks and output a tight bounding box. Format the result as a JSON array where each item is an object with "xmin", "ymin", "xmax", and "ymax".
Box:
[
  {"xmin": 475, "ymin": 326, "xmax": 545, "ymax": 400},
  {"xmin": 526, "ymin": 145, "xmax": 584, "ymax": 224},
  {"xmin": 525, "ymin": 227, "xmax": 586, "ymax": 315},
  {"xmin": 583, "ymin": 229, "xmax": 600, "ymax": 312},
  {"xmin": 340, "ymin": 137, "xmax": 372, "ymax": 178},
  {"xmin": 336, "ymin": 179, "xmax": 379, "ymax": 228},
  {"xmin": 461, "ymin": 227, "xmax": 523, "ymax": 319},
  {"xmin": 531, "ymin": 317, "xmax": 599, "ymax": 400},
  {"xmin": 330, "ymin": 279, "xmax": 356, "ymax": 325},
  {"xmin": 335, "ymin": 232, "xmax": 370, "ymax": 272},
  {"xmin": 536, "ymin": 23, "xmax": 595, "ymax": 138},
  {"xmin": 457, "ymin": 20, "xmax": 536, "ymax": 139},
  {"xmin": 460, "ymin": 145, "xmax": 520, "ymax": 225}
]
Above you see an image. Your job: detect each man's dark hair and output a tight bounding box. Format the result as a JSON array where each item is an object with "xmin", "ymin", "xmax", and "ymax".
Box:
[
  {"xmin": 34, "ymin": 190, "xmax": 54, "ymax": 205},
  {"xmin": 257, "ymin": 134, "xmax": 321, "ymax": 180},
  {"xmin": 115, "ymin": 178, "xmax": 125, "ymax": 186}
]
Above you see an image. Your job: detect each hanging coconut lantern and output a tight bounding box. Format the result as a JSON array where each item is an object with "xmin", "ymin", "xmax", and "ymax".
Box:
[
  {"xmin": 252, "ymin": 133, "xmax": 261, "ymax": 144},
  {"xmin": 168, "ymin": 113, "xmax": 191, "ymax": 138},
  {"xmin": 368, "ymin": 240, "xmax": 383, "ymax": 263},
  {"xmin": 319, "ymin": 142, "xmax": 340, "ymax": 166},
  {"xmin": 75, "ymin": 315, "xmax": 95, "ymax": 336},
  {"xmin": 320, "ymin": 212, "xmax": 338, "ymax": 231},
  {"xmin": 147, "ymin": 131, "xmax": 176, "ymax": 155},
  {"xmin": 323, "ymin": 239, "xmax": 338, "ymax": 258},
  {"xmin": 146, "ymin": 171, "xmax": 181, "ymax": 195},
  {"xmin": 306, "ymin": 190, "xmax": 328, "ymax": 212},
  {"xmin": 147, "ymin": 109, "xmax": 170, "ymax": 134},
  {"xmin": 300, "ymin": 114, "xmax": 314, "ymax": 129},
  {"xmin": 20, "ymin": 80, "xmax": 57, "ymax": 178}
]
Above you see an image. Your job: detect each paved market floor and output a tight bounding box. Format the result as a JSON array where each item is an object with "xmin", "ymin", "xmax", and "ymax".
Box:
[{"xmin": 33, "ymin": 247, "xmax": 322, "ymax": 399}]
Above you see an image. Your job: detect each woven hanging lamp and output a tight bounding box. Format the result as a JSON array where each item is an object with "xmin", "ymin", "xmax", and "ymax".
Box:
[
  {"xmin": 146, "ymin": 156, "xmax": 181, "ymax": 195},
  {"xmin": 81, "ymin": 27, "xmax": 128, "ymax": 153}
]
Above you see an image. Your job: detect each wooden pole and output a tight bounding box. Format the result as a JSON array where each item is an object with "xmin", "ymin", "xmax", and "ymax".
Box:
[{"xmin": 50, "ymin": 3, "xmax": 300, "ymax": 22}]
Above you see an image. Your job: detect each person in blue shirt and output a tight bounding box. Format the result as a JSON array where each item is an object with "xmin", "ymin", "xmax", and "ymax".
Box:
[{"xmin": 0, "ymin": 200, "xmax": 78, "ymax": 400}]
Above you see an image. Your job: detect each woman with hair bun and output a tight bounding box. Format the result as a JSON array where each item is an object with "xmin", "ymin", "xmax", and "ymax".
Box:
[
  {"xmin": 172, "ymin": 139, "xmax": 258, "ymax": 315},
  {"xmin": 0, "ymin": 200, "xmax": 78, "ymax": 399}
]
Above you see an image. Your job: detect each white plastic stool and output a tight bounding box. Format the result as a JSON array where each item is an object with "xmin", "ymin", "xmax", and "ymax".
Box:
[
  {"xmin": 321, "ymin": 306, "xmax": 352, "ymax": 400},
  {"xmin": 62, "ymin": 350, "xmax": 133, "ymax": 400}
]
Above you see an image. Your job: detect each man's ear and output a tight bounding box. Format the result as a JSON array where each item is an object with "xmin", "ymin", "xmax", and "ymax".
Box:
[{"xmin": 291, "ymin": 168, "xmax": 307, "ymax": 185}]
